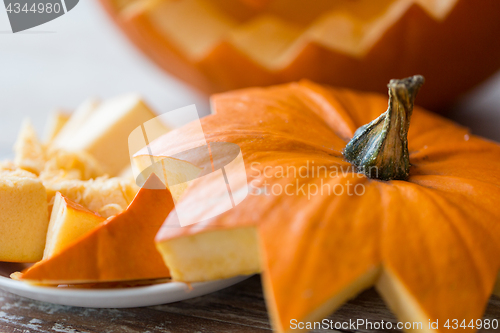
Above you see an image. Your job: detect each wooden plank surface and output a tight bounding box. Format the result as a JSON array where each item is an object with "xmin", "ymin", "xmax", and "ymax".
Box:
[{"xmin": 0, "ymin": 275, "xmax": 498, "ymax": 333}]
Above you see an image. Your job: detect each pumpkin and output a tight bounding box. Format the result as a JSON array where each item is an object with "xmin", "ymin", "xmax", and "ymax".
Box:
[
  {"xmin": 21, "ymin": 175, "xmax": 173, "ymax": 285},
  {"xmin": 148, "ymin": 77, "xmax": 500, "ymax": 332},
  {"xmin": 98, "ymin": 0, "xmax": 500, "ymax": 109}
]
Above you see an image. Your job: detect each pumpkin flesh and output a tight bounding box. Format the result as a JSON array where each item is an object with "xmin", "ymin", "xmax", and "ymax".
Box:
[
  {"xmin": 21, "ymin": 175, "xmax": 174, "ymax": 285},
  {"xmin": 151, "ymin": 81, "xmax": 500, "ymax": 332}
]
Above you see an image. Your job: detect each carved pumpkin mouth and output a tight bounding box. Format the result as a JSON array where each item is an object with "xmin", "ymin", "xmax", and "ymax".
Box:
[
  {"xmin": 113, "ymin": 0, "xmax": 456, "ymax": 63},
  {"xmin": 99, "ymin": 0, "xmax": 500, "ymax": 108}
]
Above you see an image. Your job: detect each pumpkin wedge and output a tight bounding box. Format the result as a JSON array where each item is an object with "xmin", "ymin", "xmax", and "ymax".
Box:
[
  {"xmin": 133, "ymin": 153, "xmax": 202, "ymax": 202},
  {"xmin": 152, "ymin": 78, "xmax": 500, "ymax": 333},
  {"xmin": 42, "ymin": 176, "xmax": 139, "ymax": 218},
  {"xmin": 21, "ymin": 174, "xmax": 173, "ymax": 285},
  {"xmin": 43, "ymin": 193, "xmax": 106, "ymax": 260},
  {"xmin": 99, "ymin": 0, "xmax": 500, "ymax": 109},
  {"xmin": 0, "ymin": 169, "xmax": 49, "ymax": 263},
  {"xmin": 14, "ymin": 119, "xmax": 46, "ymax": 175}
]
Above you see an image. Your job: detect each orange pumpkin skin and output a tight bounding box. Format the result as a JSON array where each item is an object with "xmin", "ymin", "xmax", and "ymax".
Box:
[
  {"xmin": 151, "ymin": 81, "xmax": 500, "ymax": 332},
  {"xmin": 98, "ymin": 0, "xmax": 500, "ymax": 109},
  {"xmin": 21, "ymin": 175, "xmax": 173, "ymax": 284}
]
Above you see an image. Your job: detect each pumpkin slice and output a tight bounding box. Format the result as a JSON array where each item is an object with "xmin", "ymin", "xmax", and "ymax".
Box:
[
  {"xmin": 152, "ymin": 80, "xmax": 500, "ymax": 333},
  {"xmin": 14, "ymin": 117, "xmax": 105, "ymax": 180},
  {"xmin": 51, "ymin": 99, "xmax": 100, "ymax": 149},
  {"xmin": 43, "ymin": 110, "xmax": 70, "ymax": 144},
  {"xmin": 133, "ymin": 154, "xmax": 201, "ymax": 202},
  {"xmin": 43, "ymin": 193, "xmax": 105, "ymax": 260},
  {"xmin": 131, "ymin": 108, "xmax": 206, "ymax": 201},
  {"xmin": 14, "ymin": 119, "xmax": 46, "ymax": 175},
  {"xmin": 99, "ymin": 0, "xmax": 500, "ymax": 108},
  {"xmin": 53, "ymin": 94, "xmax": 170, "ymax": 176},
  {"xmin": 118, "ymin": 164, "xmax": 134, "ymax": 180},
  {"xmin": 42, "ymin": 176, "xmax": 139, "ymax": 218},
  {"xmin": 0, "ymin": 169, "xmax": 49, "ymax": 262},
  {"xmin": 157, "ymin": 226, "xmax": 260, "ymax": 282},
  {"xmin": 21, "ymin": 174, "xmax": 173, "ymax": 285}
]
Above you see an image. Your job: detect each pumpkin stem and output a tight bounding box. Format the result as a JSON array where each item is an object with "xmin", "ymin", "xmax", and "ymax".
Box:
[{"xmin": 343, "ymin": 75, "xmax": 424, "ymax": 181}]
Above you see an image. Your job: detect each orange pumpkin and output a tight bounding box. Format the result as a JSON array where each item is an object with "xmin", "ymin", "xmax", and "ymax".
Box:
[
  {"xmin": 21, "ymin": 175, "xmax": 174, "ymax": 285},
  {"xmin": 98, "ymin": 0, "xmax": 500, "ymax": 109},
  {"xmin": 150, "ymin": 78, "xmax": 500, "ymax": 332}
]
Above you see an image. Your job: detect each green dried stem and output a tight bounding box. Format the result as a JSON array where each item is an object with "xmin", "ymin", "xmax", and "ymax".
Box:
[{"xmin": 343, "ymin": 75, "xmax": 424, "ymax": 181}]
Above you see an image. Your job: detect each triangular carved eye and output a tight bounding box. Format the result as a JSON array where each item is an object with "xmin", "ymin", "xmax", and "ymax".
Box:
[{"xmin": 4, "ymin": 0, "xmax": 79, "ymax": 33}]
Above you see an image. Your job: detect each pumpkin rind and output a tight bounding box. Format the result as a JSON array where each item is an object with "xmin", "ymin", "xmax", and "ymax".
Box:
[
  {"xmin": 344, "ymin": 75, "xmax": 424, "ymax": 180},
  {"xmin": 21, "ymin": 175, "xmax": 174, "ymax": 284},
  {"xmin": 99, "ymin": 0, "xmax": 500, "ymax": 109},
  {"xmin": 151, "ymin": 80, "xmax": 500, "ymax": 333}
]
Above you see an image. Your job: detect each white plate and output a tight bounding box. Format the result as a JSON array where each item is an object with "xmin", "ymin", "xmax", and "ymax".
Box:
[{"xmin": 0, "ymin": 263, "xmax": 250, "ymax": 308}]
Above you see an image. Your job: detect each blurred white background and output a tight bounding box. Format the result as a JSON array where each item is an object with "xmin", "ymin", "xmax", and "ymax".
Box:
[
  {"xmin": 0, "ymin": 0, "xmax": 207, "ymax": 157},
  {"xmin": 0, "ymin": 0, "xmax": 499, "ymax": 157}
]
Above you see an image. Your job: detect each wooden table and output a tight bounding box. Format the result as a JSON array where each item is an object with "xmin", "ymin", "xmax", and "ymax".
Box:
[{"xmin": 0, "ymin": 275, "xmax": 498, "ymax": 333}]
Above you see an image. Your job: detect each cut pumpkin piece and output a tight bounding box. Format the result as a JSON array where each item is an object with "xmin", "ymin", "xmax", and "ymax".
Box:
[
  {"xmin": 14, "ymin": 119, "xmax": 46, "ymax": 175},
  {"xmin": 494, "ymin": 272, "xmax": 500, "ymax": 297},
  {"xmin": 118, "ymin": 165, "xmax": 134, "ymax": 180},
  {"xmin": 21, "ymin": 174, "xmax": 174, "ymax": 285},
  {"xmin": 133, "ymin": 154, "xmax": 202, "ymax": 202},
  {"xmin": 43, "ymin": 193, "xmax": 105, "ymax": 260},
  {"xmin": 0, "ymin": 169, "xmax": 49, "ymax": 262},
  {"xmin": 99, "ymin": 0, "xmax": 500, "ymax": 108},
  {"xmin": 53, "ymin": 94, "xmax": 170, "ymax": 176},
  {"xmin": 14, "ymin": 116, "xmax": 105, "ymax": 181},
  {"xmin": 43, "ymin": 176, "xmax": 139, "ymax": 218},
  {"xmin": 40, "ymin": 149, "xmax": 104, "ymax": 181},
  {"xmin": 51, "ymin": 99, "xmax": 100, "ymax": 149}
]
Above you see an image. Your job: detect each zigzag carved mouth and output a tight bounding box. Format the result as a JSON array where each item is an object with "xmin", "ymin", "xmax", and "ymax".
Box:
[{"xmin": 113, "ymin": 0, "xmax": 458, "ymax": 68}]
